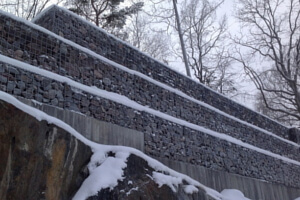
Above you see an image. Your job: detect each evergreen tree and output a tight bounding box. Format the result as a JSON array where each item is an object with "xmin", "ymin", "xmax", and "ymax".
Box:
[{"xmin": 67, "ymin": 0, "xmax": 144, "ymax": 36}]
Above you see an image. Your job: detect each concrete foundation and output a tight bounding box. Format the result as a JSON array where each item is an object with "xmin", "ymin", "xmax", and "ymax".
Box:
[
  {"xmin": 18, "ymin": 98, "xmax": 144, "ymax": 152},
  {"xmin": 155, "ymin": 157, "xmax": 300, "ymax": 200}
]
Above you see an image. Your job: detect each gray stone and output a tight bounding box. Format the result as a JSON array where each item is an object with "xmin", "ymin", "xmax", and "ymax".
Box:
[
  {"xmin": 43, "ymin": 98, "xmax": 50, "ymax": 103},
  {"xmin": 60, "ymin": 43, "xmax": 68, "ymax": 54},
  {"xmin": 32, "ymin": 59, "xmax": 38, "ymax": 66},
  {"xmin": 38, "ymin": 55, "xmax": 49, "ymax": 63},
  {"xmin": 69, "ymin": 103, "xmax": 80, "ymax": 112},
  {"xmin": 7, "ymin": 81, "xmax": 16, "ymax": 91},
  {"xmin": 0, "ymin": 38, "xmax": 11, "ymax": 48},
  {"xmin": 14, "ymin": 50, "xmax": 23, "ymax": 59},
  {"xmin": 51, "ymin": 82, "xmax": 59, "ymax": 90},
  {"xmin": 48, "ymin": 89, "xmax": 57, "ymax": 99},
  {"xmin": 7, "ymin": 66, "xmax": 19, "ymax": 75},
  {"xmin": 22, "ymin": 91, "xmax": 33, "ymax": 99},
  {"xmin": 81, "ymin": 98, "xmax": 90, "ymax": 107},
  {"xmin": 73, "ymin": 93, "xmax": 82, "ymax": 101},
  {"xmin": 56, "ymin": 90, "xmax": 64, "ymax": 101},
  {"xmin": 13, "ymin": 88, "xmax": 22, "ymax": 95},
  {"xmin": 42, "ymin": 79, "xmax": 52, "ymax": 90},
  {"xmin": 79, "ymin": 53, "xmax": 88, "ymax": 60},
  {"xmin": 103, "ymin": 78, "xmax": 111, "ymax": 86},
  {"xmin": 0, "ymin": 75, "xmax": 7, "ymax": 83},
  {"xmin": 51, "ymin": 98, "xmax": 59, "ymax": 106},
  {"xmin": 20, "ymin": 74, "xmax": 32, "ymax": 83},
  {"xmin": 35, "ymin": 93, "xmax": 43, "ymax": 102},
  {"xmin": 17, "ymin": 81, "xmax": 26, "ymax": 89},
  {"xmin": 0, "ymin": 74, "xmax": 7, "ymax": 86},
  {"xmin": 23, "ymin": 51, "xmax": 30, "ymax": 59}
]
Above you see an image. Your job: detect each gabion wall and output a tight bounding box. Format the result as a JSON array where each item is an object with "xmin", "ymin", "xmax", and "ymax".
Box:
[
  {"xmin": 0, "ymin": 10, "xmax": 299, "ymax": 163},
  {"xmin": 33, "ymin": 5, "xmax": 290, "ymax": 139},
  {"xmin": 0, "ymin": 8, "xmax": 300, "ymax": 188},
  {"xmin": 0, "ymin": 61, "xmax": 300, "ymax": 188}
]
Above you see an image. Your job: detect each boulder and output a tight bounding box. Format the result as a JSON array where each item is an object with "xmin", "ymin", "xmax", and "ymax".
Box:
[
  {"xmin": 0, "ymin": 100, "xmax": 92, "ymax": 200},
  {"xmin": 87, "ymin": 154, "xmax": 213, "ymax": 200}
]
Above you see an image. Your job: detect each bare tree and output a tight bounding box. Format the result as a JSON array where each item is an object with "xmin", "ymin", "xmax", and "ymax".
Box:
[
  {"xmin": 125, "ymin": 12, "xmax": 171, "ymax": 63},
  {"xmin": 255, "ymin": 88, "xmax": 298, "ymax": 126},
  {"xmin": 178, "ymin": 0, "xmax": 236, "ymax": 95},
  {"xmin": 0, "ymin": 0, "xmax": 63, "ymax": 20},
  {"xmin": 233, "ymin": 0, "xmax": 300, "ymax": 124}
]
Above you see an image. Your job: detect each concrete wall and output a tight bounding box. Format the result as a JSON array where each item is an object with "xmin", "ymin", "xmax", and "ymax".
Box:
[
  {"xmin": 156, "ymin": 157, "xmax": 300, "ymax": 200},
  {"xmin": 18, "ymin": 97, "xmax": 144, "ymax": 151}
]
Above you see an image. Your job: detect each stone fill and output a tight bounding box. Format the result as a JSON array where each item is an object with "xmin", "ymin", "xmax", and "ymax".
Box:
[
  {"xmin": 0, "ymin": 6, "xmax": 300, "ymax": 199},
  {"xmin": 0, "ymin": 61, "xmax": 300, "ymax": 189},
  {"xmin": 34, "ymin": 5, "xmax": 291, "ymax": 139}
]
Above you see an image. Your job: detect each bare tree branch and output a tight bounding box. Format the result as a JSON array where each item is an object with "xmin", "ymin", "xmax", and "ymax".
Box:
[{"xmin": 233, "ymin": 0, "xmax": 300, "ymax": 125}]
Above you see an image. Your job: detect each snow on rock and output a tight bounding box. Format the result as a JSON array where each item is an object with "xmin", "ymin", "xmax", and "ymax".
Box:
[
  {"xmin": 0, "ymin": 91, "xmax": 253, "ymax": 200},
  {"xmin": 73, "ymin": 151, "xmax": 130, "ymax": 200},
  {"xmin": 183, "ymin": 185, "xmax": 199, "ymax": 194},
  {"xmin": 152, "ymin": 172, "xmax": 183, "ymax": 192},
  {"xmin": 221, "ymin": 189, "xmax": 251, "ymax": 200}
]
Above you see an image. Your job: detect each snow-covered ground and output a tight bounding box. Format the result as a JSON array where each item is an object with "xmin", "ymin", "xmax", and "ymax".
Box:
[{"xmin": 0, "ymin": 91, "xmax": 254, "ymax": 200}]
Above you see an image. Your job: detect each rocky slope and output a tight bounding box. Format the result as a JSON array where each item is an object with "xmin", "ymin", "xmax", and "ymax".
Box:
[{"xmin": 0, "ymin": 99, "xmax": 214, "ymax": 200}]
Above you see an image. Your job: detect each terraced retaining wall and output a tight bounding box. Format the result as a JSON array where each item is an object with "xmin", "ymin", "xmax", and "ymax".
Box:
[
  {"xmin": 1, "ymin": 60, "xmax": 300, "ymax": 189},
  {"xmin": 0, "ymin": 8, "xmax": 299, "ymax": 163},
  {"xmin": 33, "ymin": 5, "xmax": 294, "ymax": 139},
  {"xmin": 0, "ymin": 7, "xmax": 300, "ymax": 194}
]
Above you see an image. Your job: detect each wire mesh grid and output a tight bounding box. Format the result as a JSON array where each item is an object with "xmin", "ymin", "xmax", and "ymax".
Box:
[
  {"xmin": 0, "ymin": 13, "xmax": 100, "ymax": 89},
  {"xmin": 0, "ymin": 60, "xmax": 96, "ymax": 115}
]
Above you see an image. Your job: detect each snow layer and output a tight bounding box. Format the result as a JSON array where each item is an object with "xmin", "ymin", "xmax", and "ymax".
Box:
[
  {"xmin": 183, "ymin": 185, "xmax": 199, "ymax": 194},
  {"xmin": 221, "ymin": 189, "xmax": 250, "ymax": 200},
  {"xmin": 152, "ymin": 172, "xmax": 183, "ymax": 192},
  {"xmin": 1, "ymin": 54, "xmax": 299, "ymax": 167},
  {"xmin": 73, "ymin": 151, "xmax": 129, "ymax": 200}
]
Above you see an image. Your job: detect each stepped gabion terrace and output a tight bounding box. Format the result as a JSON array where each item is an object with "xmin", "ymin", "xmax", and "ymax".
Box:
[{"xmin": 0, "ymin": 5, "xmax": 300, "ymax": 200}]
